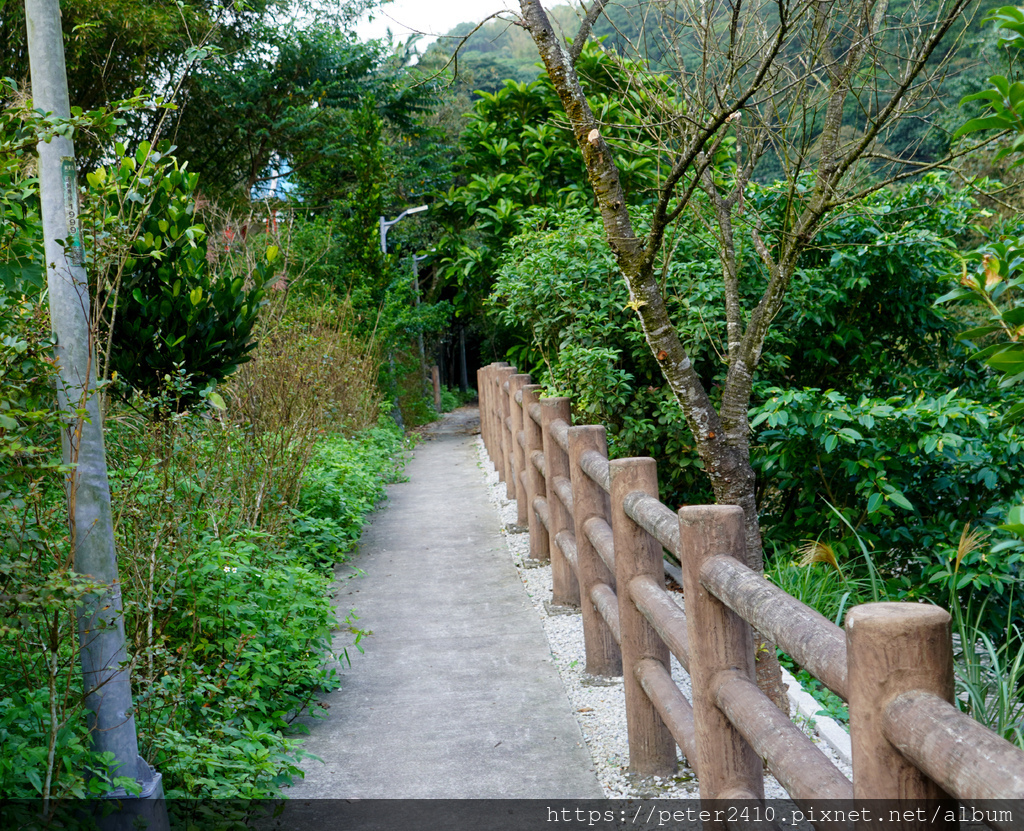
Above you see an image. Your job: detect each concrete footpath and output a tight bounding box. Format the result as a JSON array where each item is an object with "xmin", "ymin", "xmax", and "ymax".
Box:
[{"xmin": 284, "ymin": 408, "xmax": 603, "ymax": 799}]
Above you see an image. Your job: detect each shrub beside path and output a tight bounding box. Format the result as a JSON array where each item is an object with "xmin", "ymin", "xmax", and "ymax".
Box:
[{"xmin": 284, "ymin": 407, "xmax": 603, "ymax": 799}]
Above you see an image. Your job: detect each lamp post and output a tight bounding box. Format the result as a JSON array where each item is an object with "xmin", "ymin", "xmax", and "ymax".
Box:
[
  {"xmin": 379, "ymin": 206, "xmax": 428, "ymax": 428},
  {"xmin": 379, "ymin": 204, "xmax": 428, "ymax": 254}
]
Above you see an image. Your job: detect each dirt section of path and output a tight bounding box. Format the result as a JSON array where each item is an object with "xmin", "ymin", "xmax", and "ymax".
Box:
[
  {"xmin": 283, "ymin": 408, "xmax": 602, "ymax": 801},
  {"xmin": 415, "ymin": 404, "xmax": 481, "ymax": 438}
]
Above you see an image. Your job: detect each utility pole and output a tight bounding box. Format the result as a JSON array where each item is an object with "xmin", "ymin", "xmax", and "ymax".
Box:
[
  {"xmin": 458, "ymin": 326, "xmax": 469, "ymax": 393},
  {"xmin": 412, "ymin": 253, "xmax": 429, "ymax": 397},
  {"xmin": 24, "ymin": 0, "xmax": 166, "ymax": 821},
  {"xmin": 379, "ymin": 205, "xmax": 427, "ymax": 428}
]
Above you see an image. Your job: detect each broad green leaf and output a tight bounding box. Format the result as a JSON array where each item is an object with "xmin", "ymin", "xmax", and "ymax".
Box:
[
  {"xmin": 887, "ymin": 491, "xmax": 914, "ymax": 511},
  {"xmin": 953, "ymin": 114, "xmax": 1015, "ymax": 138},
  {"xmin": 959, "ymin": 324, "xmax": 1003, "ymax": 340}
]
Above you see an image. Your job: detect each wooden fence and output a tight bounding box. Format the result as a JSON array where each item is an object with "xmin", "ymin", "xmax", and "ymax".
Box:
[{"xmin": 478, "ymin": 362, "xmax": 1024, "ymax": 822}]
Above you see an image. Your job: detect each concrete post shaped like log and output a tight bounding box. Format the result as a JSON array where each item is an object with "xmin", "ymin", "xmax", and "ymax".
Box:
[
  {"xmin": 678, "ymin": 505, "xmax": 763, "ymax": 805},
  {"xmin": 542, "ymin": 397, "xmax": 579, "ymax": 608},
  {"xmin": 612, "ymin": 458, "xmax": 676, "ymax": 777},
  {"xmin": 496, "ymin": 366, "xmax": 516, "ymax": 493},
  {"xmin": 482, "ymin": 364, "xmax": 497, "ymax": 465},
  {"xmin": 508, "ymin": 374, "xmax": 532, "ymax": 528},
  {"xmin": 847, "ymin": 602, "xmax": 956, "ymax": 829},
  {"xmin": 521, "ymin": 385, "xmax": 549, "ymax": 563},
  {"xmin": 477, "ymin": 368, "xmax": 487, "ymax": 454},
  {"xmin": 569, "ymin": 425, "xmax": 621, "ymax": 678}
]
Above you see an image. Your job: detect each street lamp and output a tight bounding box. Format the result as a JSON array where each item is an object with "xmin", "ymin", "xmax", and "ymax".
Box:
[{"xmin": 380, "ymin": 204, "xmax": 428, "ymax": 254}]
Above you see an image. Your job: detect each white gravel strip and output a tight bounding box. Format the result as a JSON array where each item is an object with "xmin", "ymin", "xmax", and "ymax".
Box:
[{"xmin": 474, "ymin": 436, "xmax": 852, "ymax": 799}]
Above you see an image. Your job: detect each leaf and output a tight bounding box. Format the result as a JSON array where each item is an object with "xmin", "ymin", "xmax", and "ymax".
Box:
[
  {"xmin": 24, "ymin": 767, "xmax": 43, "ymax": 795},
  {"xmin": 867, "ymin": 492, "xmax": 884, "ymax": 514},
  {"xmin": 749, "ymin": 410, "xmax": 771, "ymax": 428},
  {"xmin": 953, "ymin": 114, "xmax": 1016, "ymax": 138},
  {"xmin": 1001, "ymin": 306, "xmax": 1024, "ymax": 327},
  {"xmin": 1001, "ymin": 401, "xmax": 1024, "ymax": 424},
  {"xmin": 959, "ymin": 324, "xmax": 1003, "ymax": 341},
  {"xmin": 934, "ymin": 286, "xmax": 975, "ymax": 305},
  {"xmin": 887, "ymin": 491, "xmax": 915, "ymax": 511},
  {"xmin": 190, "ymin": 287, "xmax": 203, "ymax": 306},
  {"xmin": 207, "ymin": 391, "xmax": 227, "ymax": 411}
]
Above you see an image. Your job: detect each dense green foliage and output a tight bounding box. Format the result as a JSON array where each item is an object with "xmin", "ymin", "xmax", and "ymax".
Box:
[
  {"xmin": 943, "ymin": 6, "xmax": 1024, "ymax": 424},
  {"xmin": 0, "ymin": 0, "xmax": 379, "ymax": 165},
  {"xmin": 1, "ymin": 286, "xmax": 406, "ymax": 800},
  {"xmin": 493, "ymin": 175, "xmax": 982, "ymax": 494},
  {"xmin": 173, "ymin": 23, "xmax": 437, "ymax": 206},
  {"xmin": 6, "ymin": 0, "xmax": 1024, "ymax": 796},
  {"xmin": 753, "ymin": 388, "xmax": 1024, "ymax": 584},
  {"xmin": 433, "ymin": 47, "xmax": 660, "ymax": 361}
]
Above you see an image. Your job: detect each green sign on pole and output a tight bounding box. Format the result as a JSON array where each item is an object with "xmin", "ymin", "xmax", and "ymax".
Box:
[{"xmin": 60, "ymin": 157, "xmax": 84, "ymax": 266}]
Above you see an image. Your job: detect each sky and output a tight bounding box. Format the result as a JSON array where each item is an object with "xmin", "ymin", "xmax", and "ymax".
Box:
[{"xmin": 354, "ymin": 0, "xmax": 522, "ymax": 50}]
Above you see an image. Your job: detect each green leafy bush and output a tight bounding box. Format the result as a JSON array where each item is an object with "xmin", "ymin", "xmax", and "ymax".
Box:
[
  {"xmin": 290, "ymin": 423, "xmax": 408, "ymax": 569},
  {"xmin": 86, "ymin": 141, "xmax": 274, "ymax": 406},
  {"xmin": 752, "ymin": 387, "xmax": 1024, "ymax": 571},
  {"xmin": 492, "ymin": 177, "xmax": 978, "ymax": 506},
  {"xmin": 2, "ymin": 305, "xmax": 403, "ymax": 804}
]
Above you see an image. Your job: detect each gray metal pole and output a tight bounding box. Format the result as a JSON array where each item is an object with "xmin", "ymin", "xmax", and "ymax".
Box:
[
  {"xmin": 458, "ymin": 326, "xmax": 469, "ymax": 392},
  {"xmin": 24, "ymin": 0, "xmax": 164, "ymax": 811},
  {"xmin": 412, "ymin": 254, "xmax": 428, "ymax": 397}
]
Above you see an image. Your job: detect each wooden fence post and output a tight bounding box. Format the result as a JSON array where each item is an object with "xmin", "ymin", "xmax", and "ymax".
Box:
[
  {"xmin": 485, "ymin": 363, "xmax": 507, "ymax": 471},
  {"xmin": 508, "ymin": 374, "xmax": 531, "ymax": 528},
  {"xmin": 542, "ymin": 397, "xmax": 579, "ymax": 608},
  {"xmin": 847, "ymin": 602, "xmax": 955, "ymax": 817},
  {"xmin": 477, "ymin": 367, "xmax": 486, "ymax": 451},
  {"xmin": 611, "ymin": 457, "xmax": 676, "ymax": 777},
  {"xmin": 486, "ymin": 363, "xmax": 506, "ymax": 475},
  {"xmin": 496, "ymin": 366, "xmax": 516, "ymax": 495},
  {"xmin": 479, "ymin": 365, "xmax": 491, "ymax": 461},
  {"xmin": 678, "ymin": 505, "xmax": 762, "ymax": 802},
  {"xmin": 521, "ymin": 385, "xmax": 549, "ymax": 564},
  {"xmin": 569, "ymin": 425, "xmax": 621, "ymax": 678}
]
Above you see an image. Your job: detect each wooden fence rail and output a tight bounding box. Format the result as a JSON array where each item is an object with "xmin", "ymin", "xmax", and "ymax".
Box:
[{"xmin": 477, "ymin": 362, "xmax": 1024, "ymax": 825}]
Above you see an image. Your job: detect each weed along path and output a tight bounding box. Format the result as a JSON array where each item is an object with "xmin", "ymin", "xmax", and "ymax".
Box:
[{"xmin": 285, "ymin": 407, "xmax": 603, "ymax": 799}]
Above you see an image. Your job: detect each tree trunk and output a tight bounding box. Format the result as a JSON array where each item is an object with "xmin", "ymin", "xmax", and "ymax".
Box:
[
  {"xmin": 26, "ymin": 0, "xmax": 165, "ymax": 807},
  {"xmin": 518, "ymin": 0, "xmax": 788, "ymax": 713}
]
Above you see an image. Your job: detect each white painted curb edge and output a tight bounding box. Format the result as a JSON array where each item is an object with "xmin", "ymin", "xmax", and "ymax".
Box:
[{"xmin": 780, "ymin": 664, "xmax": 852, "ymax": 766}]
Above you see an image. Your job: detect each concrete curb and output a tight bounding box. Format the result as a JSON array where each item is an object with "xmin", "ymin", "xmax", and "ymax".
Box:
[{"xmin": 780, "ymin": 664, "xmax": 852, "ymax": 765}]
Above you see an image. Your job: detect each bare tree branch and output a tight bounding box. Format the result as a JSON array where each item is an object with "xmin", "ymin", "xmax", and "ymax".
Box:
[{"xmin": 569, "ymin": 0, "xmax": 611, "ymax": 65}]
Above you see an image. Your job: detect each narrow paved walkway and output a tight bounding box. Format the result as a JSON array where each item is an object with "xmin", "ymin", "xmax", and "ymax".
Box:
[{"xmin": 285, "ymin": 408, "xmax": 602, "ymax": 799}]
